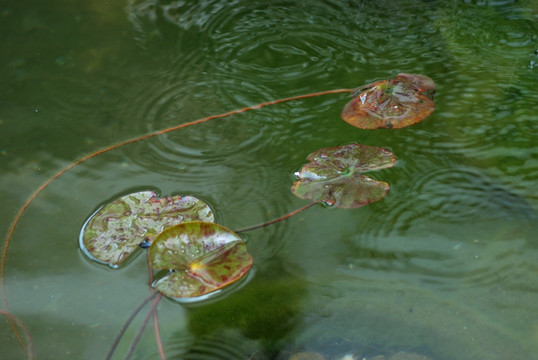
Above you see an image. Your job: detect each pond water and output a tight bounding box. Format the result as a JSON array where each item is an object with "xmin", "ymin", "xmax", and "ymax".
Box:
[{"xmin": 1, "ymin": 1, "xmax": 537, "ymax": 359}]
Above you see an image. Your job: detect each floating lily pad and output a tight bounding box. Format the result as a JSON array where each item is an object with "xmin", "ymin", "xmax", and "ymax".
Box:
[
  {"xmin": 341, "ymin": 73, "xmax": 435, "ymax": 129},
  {"xmin": 291, "ymin": 144, "xmax": 396, "ymax": 208},
  {"xmin": 80, "ymin": 191, "xmax": 214, "ymax": 268},
  {"xmin": 149, "ymin": 221, "xmax": 253, "ymax": 299}
]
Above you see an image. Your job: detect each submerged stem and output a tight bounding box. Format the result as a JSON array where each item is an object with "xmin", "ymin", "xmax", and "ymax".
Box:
[
  {"xmin": 153, "ymin": 300, "xmax": 166, "ymax": 360},
  {"xmin": 124, "ymin": 293, "xmax": 163, "ymax": 360},
  {"xmin": 147, "ymin": 253, "xmax": 166, "ymax": 360},
  {"xmin": 235, "ymin": 202, "xmax": 318, "ymax": 233},
  {"xmin": 0, "ymin": 308, "xmax": 34, "ymax": 360},
  {"xmin": 105, "ymin": 292, "xmax": 159, "ymax": 360}
]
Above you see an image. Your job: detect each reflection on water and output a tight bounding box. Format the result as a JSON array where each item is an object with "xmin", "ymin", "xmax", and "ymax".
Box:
[{"xmin": 1, "ymin": 0, "xmax": 537, "ymax": 359}]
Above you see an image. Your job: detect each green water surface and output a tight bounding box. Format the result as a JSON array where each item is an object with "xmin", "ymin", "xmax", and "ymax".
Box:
[{"xmin": 1, "ymin": 1, "xmax": 537, "ymax": 359}]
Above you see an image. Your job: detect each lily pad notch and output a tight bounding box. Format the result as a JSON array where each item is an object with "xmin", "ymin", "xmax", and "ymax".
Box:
[
  {"xmin": 80, "ymin": 191, "xmax": 214, "ymax": 268},
  {"xmin": 149, "ymin": 221, "xmax": 253, "ymax": 300},
  {"xmin": 292, "ymin": 143, "xmax": 397, "ymax": 208}
]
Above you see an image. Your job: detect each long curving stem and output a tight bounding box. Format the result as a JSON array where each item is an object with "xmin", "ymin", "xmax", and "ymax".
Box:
[{"xmin": 0, "ymin": 87, "xmax": 353, "ymax": 354}]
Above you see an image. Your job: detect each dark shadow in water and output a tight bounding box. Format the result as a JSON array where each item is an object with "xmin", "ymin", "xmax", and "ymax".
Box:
[{"xmin": 170, "ymin": 261, "xmax": 309, "ymax": 359}]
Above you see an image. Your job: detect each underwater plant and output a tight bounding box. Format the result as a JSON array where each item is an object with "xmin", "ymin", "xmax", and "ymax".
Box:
[{"xmin": 1, "ymin": 73, "xmax": 435, "ymax": 359}]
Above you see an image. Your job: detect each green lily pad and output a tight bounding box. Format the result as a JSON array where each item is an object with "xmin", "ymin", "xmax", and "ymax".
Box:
[
  {"xmin": 149, "ymin": 221, "xmax": 253, "ymax": 299},
  {"xmin": 291, "ymin": 144, "xmax": 397, "ymax": 208},
  {"xmin": 80, "ymin": 191, "xmax": 214, "ymax": 268},
  {"xmin": 341, "ymin": 73, "xmax": 435, "ymax": 129}
]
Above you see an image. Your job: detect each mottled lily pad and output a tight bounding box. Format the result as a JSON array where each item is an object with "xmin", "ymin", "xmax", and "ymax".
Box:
[
  {"xmin": 341, "ymin": 73, "xmax": 435, "ymax": 129},
  {"xmin": 149, "ymin": 221, "xmax": 253, "ymax": 299},
  {"xmin": 291, "ymin": 144, "xmax": 397, "ymax": 208},
  {"xmin": 80, "ymin": 191, "xmax": 214, "ymax": 268}
]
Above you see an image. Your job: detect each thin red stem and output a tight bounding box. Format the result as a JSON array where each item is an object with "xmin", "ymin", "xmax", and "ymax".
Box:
[
  {"xmin": 153, "ymin": 301, "xmax": 166, "ymax": 360},
  {"xmin": 0, "ymin": 308, "xmax": 34, "ymax": 359},
  {"xmin": 235, "ymin": 202, "xmax": 318, "ymax": 233},
  {"xmin": 125, "ymin": 292, "xmax": 163, "ymax": 360},
  {"xmin": 147, "ymin": 250, "xmax": 166, "ymax": 359},
  {"xmin": 105, "ymin": 292, "xmax": 158, "ymax": 360}
]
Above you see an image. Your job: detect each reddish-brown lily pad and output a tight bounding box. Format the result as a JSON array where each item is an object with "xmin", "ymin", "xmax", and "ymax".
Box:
[
  {"xmin": 149, "ymin": 221, "xmax": 253, "ymax": 300},
  {"xmin": 80, "ymin": 191, "xmax": 214, "ymax": 268},
  {"xmin": 341, "ymin": 73, "xmax": 435, "ymax": 129},
  {"xmin": 291, "ymin": 144, "xmax": 397, "ymax": 208}
]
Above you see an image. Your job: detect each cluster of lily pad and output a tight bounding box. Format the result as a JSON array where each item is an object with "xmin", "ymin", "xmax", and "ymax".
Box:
[{"xmin": 80, "ymin": 73, "xmax": 435, "ymax": 301}]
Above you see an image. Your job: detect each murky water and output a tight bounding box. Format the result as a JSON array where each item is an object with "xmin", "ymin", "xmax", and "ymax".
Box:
[{"xmin": 1, "ymin": 1, "xmax": 537, "ymax": 359}]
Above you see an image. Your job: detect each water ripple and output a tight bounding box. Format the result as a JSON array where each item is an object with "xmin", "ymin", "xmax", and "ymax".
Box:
[
  {"xmin": 338, "ymin": 224, "xmax": 536, "ymax": 293},
  {"xmin": 379, "ymin": 165, "xmax": 536, "ymax": 237},
  {"xmin": 121, "ymin": 0, "xmax": 449, "ymax": 187},
  {"xmin": 146, "ymin": 331, "xmax": 260, "ymax": 360}
]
